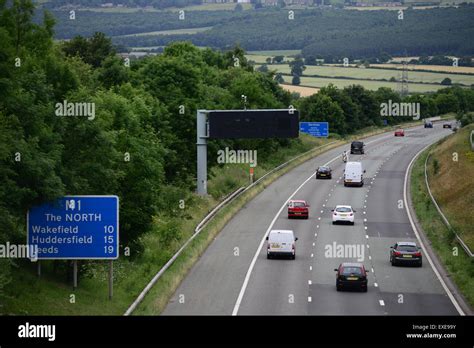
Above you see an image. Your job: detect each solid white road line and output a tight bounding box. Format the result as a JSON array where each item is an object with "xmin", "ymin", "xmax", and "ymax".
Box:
[
  {"xmin": 403, "ymin": 141, "xmax": 465, "ymax": 316},
  {"xmin": 232, "ymin": 133, "xmax": 394, "ymax": 315}
]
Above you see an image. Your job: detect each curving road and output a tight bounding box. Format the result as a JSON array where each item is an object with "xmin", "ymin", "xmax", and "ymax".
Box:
[{"xmin": 163, "ymin": 125, "xmax": 459, "ymax": 315}]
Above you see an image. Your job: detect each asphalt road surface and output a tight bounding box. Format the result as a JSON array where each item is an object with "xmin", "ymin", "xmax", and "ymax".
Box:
[{"xmin": 163, "ymin": 125, "xmax": 459, "ymax": 315}]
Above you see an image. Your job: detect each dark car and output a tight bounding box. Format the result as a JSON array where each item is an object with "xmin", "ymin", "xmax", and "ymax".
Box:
[
  {"xmin": 390, "ymin": 242, "xmax": 422, "ymax": 267},
  {"xmin": 335, "ymin": 262, "xmax": 368, "ymax": 292},
  {"xmin": 316, "ymin": 166, "xmax": 332, "ymax": 179},
  {"xmin": 424, "ymin": 121, "xmax": 433, "ymax": 128},
  {"xmin": 350, "ymin": 141, "xmax": 365, "ymax": 154},
  {"xmin": 443, "ymin": 123, "xmax": 452, "ymax": 129}
]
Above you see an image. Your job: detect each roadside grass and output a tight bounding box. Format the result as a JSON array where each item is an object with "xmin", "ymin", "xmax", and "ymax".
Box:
[
  {"xmin": 425, "ymin": 123, "xmax": 474, "ymax": 251},
  {"xmin": 0, "ymin": 134, "xmax": 332, "ymax": 315},
  {"xmin": 135, "ymin": 124, "xmax": 422, "ymax": 315},
  {"xmin": 410, "ymin": 130, "xmax": 474, "ymax": 308},
  {"xmin": 1, "ymin": 124, "xmax": 422, "ymax": 315}
]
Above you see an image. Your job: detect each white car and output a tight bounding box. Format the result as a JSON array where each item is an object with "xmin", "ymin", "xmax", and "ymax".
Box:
[
  {"xmin": 332, "ymin": 205, "xmax": 355, "ymax": 225},
  {"xmin": 266, "ymin": 230, "xmax": 298, "ymax": 260}
]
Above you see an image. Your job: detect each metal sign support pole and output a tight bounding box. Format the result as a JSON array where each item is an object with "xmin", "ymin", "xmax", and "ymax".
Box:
[
  {"xmin": 197, "ymin": 110, "xmax": 208, "ymax": 196},
  {"xmin": 73, "ymin": 260, "xmax": 78, "ymax": 289},
  {"xmin": 37, "ymin": 261, "xmax": 41, "ymax": 278},
  {"xmin": 108, "ymin": 260, "xmax": 113, "ymax": 300}
]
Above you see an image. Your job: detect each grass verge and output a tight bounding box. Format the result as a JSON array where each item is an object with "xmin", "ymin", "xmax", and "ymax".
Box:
[
  {"xmin": 410, "ymin": 129, "xmax": 474, "ymax": 308},
  {"xmin": 1, "ymin": 122, "xmax": 421, "ymax": 315}
]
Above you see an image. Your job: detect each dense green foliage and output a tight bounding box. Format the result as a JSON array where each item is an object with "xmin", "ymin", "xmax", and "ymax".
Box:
[
  {"xmin": 2, "ymin": 0, "xmax": 473, "ymax": 305},
  {"xmin": 44, "ymin": 0, "xmax": 202, "ymax": 10},
  {"xmin": 39, "ymin": 9, "xmax": 242, "ymax": 39},
  {"xmin": 101, "ymin": 7, "xmax": 474, "ymax": 59},
  {"xmin": 297, "ymin": 85, "xmax": 474, "ymax": 136}
]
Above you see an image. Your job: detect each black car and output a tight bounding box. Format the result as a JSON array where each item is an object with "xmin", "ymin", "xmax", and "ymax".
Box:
[
  {"xmin": 335, "ymin": 262, "xmax": 368, "ymax": 292},
  {"xmin": 443, "ymin": 123, "xmax": 452, "ymax": 129},
  {"xmin": 424, "ymin": 121, "xmax": 433, "ymax": 128},
  {"xmin": 316, "ymin": 166, "xmax": 332, "ymax": 179},
  {"xmin": 390, "ymin": 242, "xmax": 422, "ymax": 267},
  {"xmin": 350, "ymin": 141, "xmax": 365, "ymax": 154}
]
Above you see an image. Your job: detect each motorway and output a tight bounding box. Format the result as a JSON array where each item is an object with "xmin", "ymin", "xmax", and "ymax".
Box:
[{"xmin": 163, "ymin": 125, "xmax": 459, "ymax": 315}]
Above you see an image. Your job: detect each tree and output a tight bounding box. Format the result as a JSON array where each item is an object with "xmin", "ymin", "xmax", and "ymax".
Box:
[
  {"xmin": 292, "ymin": 75, "xmax": 301, "ymax": 85},
  {"xmin": 435, "ymin": 93, "xmax": 459, "ymax": 115},
  {"xmin": 235, "ymin": 3, "xmax": 243, "ymax": 11},
  {"xmin": 305, "ymin": 55, "xmax": 317, "ymax": 65},
  {"xmin": 441, "ymin": 77, "xmax": 452, "ymax": 86},
  {"xmin": 298, "ymin": 93, "xmax": 346, "ymax": 135},
  {"xmin": 62, "ymin": 32, "xmax": 116, "ymax": 68},
  {"xmin": 274, "ymin": 55, "xmax": 284, "ymax": 63},
  {"xmin": 257, "ymin": 64, "xmax": 269, "ymax": 73},
  {"xmin": 289, "ymin": 57, "xmax": 306, "ymax": 77},
  {"xmin": 275, "ymin": 73, "xmax": 285, "ymax": 83}
]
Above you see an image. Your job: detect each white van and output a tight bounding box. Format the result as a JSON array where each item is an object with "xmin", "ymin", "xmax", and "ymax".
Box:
[
  {"xmin": 266, "ymin": 230, "xmax": 298, "ymax": 260},
  {"xmin": 344, "ymin": 161, "xmax": 365, "ymax": 187}
]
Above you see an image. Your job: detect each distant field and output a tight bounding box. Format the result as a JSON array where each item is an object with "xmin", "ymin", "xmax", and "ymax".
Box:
[
  {"xmin": 75, "ymin": 2, "xmax": 252, "ymax": 12},
  {"xmin": 297, "ymin": 76, "xmax": 446, "ymax": 93},
  {"xmin": 373, "ymin": 63, "xmax": 474, "ymax": 75},
  {"xmin": 77, "ymin": 7, "xmax": 160, "ymax": 13},
  {"xmin": 280, "ymin": 84, "xmax": 320, "ymax": 97},
  {"xmin": 247, "ymin": 50, "xmax": 301, "ymax": 56},
  {"xmin": 345, "ymin": 6, "xmax": 407, "ymax": 10},
  {"xmin": 390, "ymin": 56, "xmax": 420, "ymax": 63},
  {"xmin": 168, "ymin": 2, "xmax": 253, "ymax": 11},
  {"xmin": 116, "ymin": 27, "xmax": 212, "ymax": 38},
  {"xmin": 256, "ymin": 64, "xmax": 474, "ymax": 85}
]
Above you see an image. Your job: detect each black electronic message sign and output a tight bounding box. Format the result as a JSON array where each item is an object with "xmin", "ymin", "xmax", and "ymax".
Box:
[{"xmin": 208, "ymin": 110, "xmax": 299, "ymax": 139}]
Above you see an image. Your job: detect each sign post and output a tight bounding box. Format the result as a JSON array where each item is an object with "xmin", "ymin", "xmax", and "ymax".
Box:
[
  {"xmin": 27, "ymin": 195, "xmax": 119, "ymax": 296},
  {"xmin": 109, "ymin": 260, "xmax": 113, "ymax": 300},
  {"xmin": 73, "ymin": 260, "xmax": 78, "ymax": 289}
]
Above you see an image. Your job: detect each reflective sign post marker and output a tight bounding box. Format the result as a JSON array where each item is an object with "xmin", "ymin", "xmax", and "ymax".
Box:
[{"xmin": 197, "ymin": 110, "xmax": 208, "ymax": 196}]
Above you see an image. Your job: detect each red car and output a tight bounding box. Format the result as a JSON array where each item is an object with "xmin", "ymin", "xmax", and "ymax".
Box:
[
  {"xmin": 394, "ymin": 129, "xmax": 405, "ymax": 136},
  {"xmin": 287, "ymin": 200, "xmax": 310, "ymax": 219}
]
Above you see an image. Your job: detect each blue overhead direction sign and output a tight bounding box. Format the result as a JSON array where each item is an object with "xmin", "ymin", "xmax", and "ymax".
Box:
[
  {"xmin": 299, "ymin": 122, "xmax": 329, "ymax": 138},
  {"xmin": 27, "ymin": 195, "xmax": 119, "ymax": 260}
]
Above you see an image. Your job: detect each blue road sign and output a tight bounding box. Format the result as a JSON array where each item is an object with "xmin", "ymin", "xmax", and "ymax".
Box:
[
  {"xmin": 27, "ymin": 196, "xmax": 119, "ymax": 260},
  {"xmin": 299, "ymin": 122, "xmax": 329, "ymax": 137}
]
